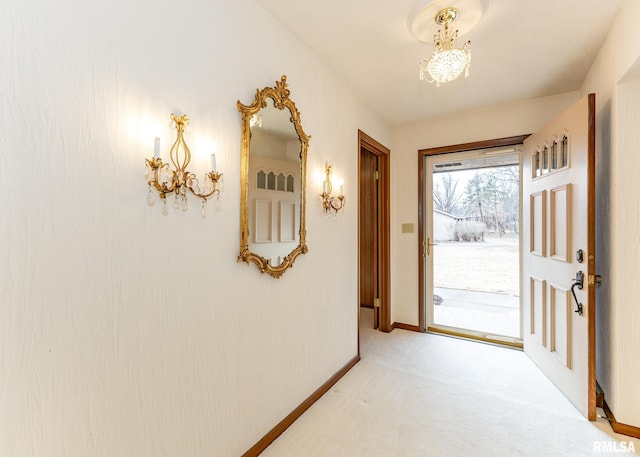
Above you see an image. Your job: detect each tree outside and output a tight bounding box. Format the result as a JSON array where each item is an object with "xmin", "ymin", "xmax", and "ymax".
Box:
[
  {"xmin": 433, "ymin": 165, "xmax": 519, "ymax": 237},
  {"xmin": 431, "ymin": 164, "xmax": 521, "ymax": 338}
]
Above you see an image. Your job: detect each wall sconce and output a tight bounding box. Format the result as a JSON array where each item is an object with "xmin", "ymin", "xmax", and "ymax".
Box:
[
  {"xmin": 145, "ymin": 114, "xmax": 223, "ymax": 216},
  {"xmin": 320, "ymin": 164, "xmax": 345, "ymax": 215}
]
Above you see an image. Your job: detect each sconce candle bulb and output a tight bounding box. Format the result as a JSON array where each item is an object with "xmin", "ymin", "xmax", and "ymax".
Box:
[
  {"xmin": 320, "ymin": 164, "xmax": 345, "ymax": 215},
  {"xmin": 145, "ymin": 114, "xmax": 223, "ymax": 216},
  {"xmin": 154, "ymin": 137, "xmax": 160, "ymax": 158}
]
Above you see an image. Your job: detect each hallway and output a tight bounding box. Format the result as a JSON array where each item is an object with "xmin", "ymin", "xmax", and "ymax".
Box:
[{"xmin": 261, "ymin": 309, "xmax": 638, "ymax": 456}]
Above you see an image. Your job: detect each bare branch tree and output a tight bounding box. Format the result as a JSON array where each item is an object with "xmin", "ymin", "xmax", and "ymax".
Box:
[{"xmin": 433, "ymin": 173, "xmax": 462, "ymax": 214}]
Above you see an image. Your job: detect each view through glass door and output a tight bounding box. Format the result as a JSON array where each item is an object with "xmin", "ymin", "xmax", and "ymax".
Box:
[{"xmin": 425, "ymin": 148, "xmax": 522, "ymax": 345}]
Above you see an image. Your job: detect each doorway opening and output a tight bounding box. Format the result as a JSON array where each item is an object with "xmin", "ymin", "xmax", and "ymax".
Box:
[
  {"xmin": 358, "ymin": 130, "xmax": 391, "ymax": 338},
  {"xmin": 418, "ymin": 135, "xmax": 529, "ymax": 348},
  {"xmin": 428, "ymin": 149, "xmax": 521, "ymax": 343}
]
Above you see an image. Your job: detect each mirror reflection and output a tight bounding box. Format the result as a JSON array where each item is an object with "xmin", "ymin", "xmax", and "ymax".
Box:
[
  {"xmin": 248, "ymin": 98, "xmax": 301, "ymax": 263},
  {"xmin": 237, "ymin": 76, "xmax": 309, "ymax": 278}
]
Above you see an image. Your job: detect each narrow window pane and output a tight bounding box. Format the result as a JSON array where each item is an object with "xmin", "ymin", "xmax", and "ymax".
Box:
[
  {"xmin": 277, "ymin": 173, "xmax": 285, "ymax": 191},
  {"xmin": 542, "ymin": 147, "xmax": 549, "ymax": 174},
  {"xmin": 286, "ymin": 175, "xmax": 294, "ymax": 192},
  {"xmin": 561, "ymin": 136, "xmax": 569, "ymax": 167},
  {"xmin": 534, "ymin": 151, "xmax": 540, "ymax": 177},
  {"xmin": 551, "ymin": 142, "xmax": 558, "ymax": 170},
  {"xmin": 257, "ymin": 170, "xmax": 266, "ymax": 189},
  {"xmin": 267, "ymin": 172, "xmax": 276, "ymax": 190}
]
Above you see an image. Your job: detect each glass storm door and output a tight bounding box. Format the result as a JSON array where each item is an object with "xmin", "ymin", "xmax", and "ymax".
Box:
[{"xmin": 425, "ymin": 149, "xmax": 522, "ymax": 346}]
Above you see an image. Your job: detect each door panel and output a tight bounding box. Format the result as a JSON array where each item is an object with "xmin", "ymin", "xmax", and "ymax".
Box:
[
  {"xmin": 529, "ymin": 276, "xmax": 546, "ymax": 347},
  {"xmin": 550, "ymin": 285, "xmax": 571, "ymax": 368},
  {"xmin": 530, "ymin": 191, "xmax": 546, "ymax": 256},
  {"xmin": 359, "ymin": 148, "xmax": 378, "ymax": 327},
  {"xmin": 522, "ymin": 93, "xmax": 596, "ymax": 419}
]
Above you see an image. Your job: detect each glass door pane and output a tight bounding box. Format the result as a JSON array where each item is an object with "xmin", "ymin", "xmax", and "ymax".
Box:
[{"xmin": 427, "ymin": 149, "xmax": 522, "ymax": 341}]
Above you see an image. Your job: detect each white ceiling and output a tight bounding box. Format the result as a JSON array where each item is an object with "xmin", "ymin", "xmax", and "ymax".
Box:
[{"xmin": 256, "ymin": 0, "xmax": 624, "ymax": 126}]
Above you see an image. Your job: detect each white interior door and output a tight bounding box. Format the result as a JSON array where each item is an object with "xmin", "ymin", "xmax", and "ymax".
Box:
[{"xmin": 522, "ymin": 94, "xmax": 596, "ymax": 420}]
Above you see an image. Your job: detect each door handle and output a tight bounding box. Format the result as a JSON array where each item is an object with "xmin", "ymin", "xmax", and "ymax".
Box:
[
  {"xmin": 571, "ymin": 271, "xmax": 584, "ymax": 316},
  {"xmin": 427, "ymin": 237, "xmax": 439, "ymax": 256}
]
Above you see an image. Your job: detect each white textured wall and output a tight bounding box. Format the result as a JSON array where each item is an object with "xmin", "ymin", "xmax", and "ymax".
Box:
[
  {"xmin": 390, "ymin": 92, "xmax": 579, "ymax": 325},
  {"xmin": 0, "ymin": 1, "xmax": 390, "ymax": 456},
  {"xmin": 580, "ymin": 0, "xmax": 640, "ymax": 427}
]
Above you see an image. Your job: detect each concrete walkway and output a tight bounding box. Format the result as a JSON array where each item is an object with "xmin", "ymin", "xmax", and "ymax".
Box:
[
  {"xmin": 434, "ymin": 287, "xmax": 519, "ymax": 311},
  {"xmin": 433, "ymin": 287, "xmax": 520, "ymax": 338}
]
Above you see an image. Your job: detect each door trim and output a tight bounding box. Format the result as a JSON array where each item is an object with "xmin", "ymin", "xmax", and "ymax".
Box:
[
  {"xmin": 358, "ymin": 130, "xmax": 391, "ymax": 334},
  {"xmin": 587, "ymin": 93, "xmax": 596, "ymax": 420},
  {"xmin": 418, "ymin": 135, "xmax": 530, "ymax": 332}
]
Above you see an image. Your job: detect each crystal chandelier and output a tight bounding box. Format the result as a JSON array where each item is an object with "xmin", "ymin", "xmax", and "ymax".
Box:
[{"xmin": 419, "ymin": 7, "xmax": 471, "ymax": 87}]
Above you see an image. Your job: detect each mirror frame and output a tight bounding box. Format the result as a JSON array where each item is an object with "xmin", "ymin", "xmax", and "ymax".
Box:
[{"xmin": 236, "ymin": 75, "xmax": 309, "ymax": 278}]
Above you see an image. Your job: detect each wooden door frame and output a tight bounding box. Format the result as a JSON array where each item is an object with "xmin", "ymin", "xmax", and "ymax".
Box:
[
  {"xmin": 417, "ymin": 135, "xmax": 530, "ymax": 332},
  {"xmin": 358, "ymin": 130, "xmax": 391, "ymax": 334},
  {"xmin": 586, "ymin": 94, "xmax": 596, "ymax": 421}
]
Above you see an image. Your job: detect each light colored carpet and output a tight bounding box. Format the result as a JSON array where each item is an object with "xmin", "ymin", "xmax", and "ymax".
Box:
[{"xmin": 261, "ymin": 308, "xmax": 639, "ymax": 456}]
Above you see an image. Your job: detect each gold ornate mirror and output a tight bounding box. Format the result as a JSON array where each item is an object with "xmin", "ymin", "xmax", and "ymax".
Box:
[{"xmin": 237, "ymin": 76, "xmax": 309, "ymax": 278}]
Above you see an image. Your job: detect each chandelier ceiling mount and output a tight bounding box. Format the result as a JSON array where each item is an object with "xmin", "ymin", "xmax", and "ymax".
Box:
[{"xmin": 435, "ymin": 6, "xmax": 458, "ymax": 25}]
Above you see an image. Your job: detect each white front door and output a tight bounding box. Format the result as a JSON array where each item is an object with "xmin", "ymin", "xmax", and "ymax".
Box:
[{"xmin": 522, "ymin": 94, "xmax": 596, "ymax": 419}]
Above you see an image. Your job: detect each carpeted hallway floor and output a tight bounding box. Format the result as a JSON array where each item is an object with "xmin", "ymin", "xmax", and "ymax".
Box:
[{"xmin": 261, "ymin": 308, "xmax": 639, "ymax": 456}]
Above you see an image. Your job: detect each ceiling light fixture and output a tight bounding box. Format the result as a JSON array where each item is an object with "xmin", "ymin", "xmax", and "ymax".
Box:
[{"xmin": 419, "ymin": 7, "xmax": 471, "ymax": 87}]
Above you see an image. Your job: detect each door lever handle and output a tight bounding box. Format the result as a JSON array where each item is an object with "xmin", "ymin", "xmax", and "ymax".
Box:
[
  {"xmin": 571, "ymin": 271, "xmax": 584, "ymax": 316},
  {"xmin": 427, "ymin": 237, "xmax": 439, "ymax": 256}
]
